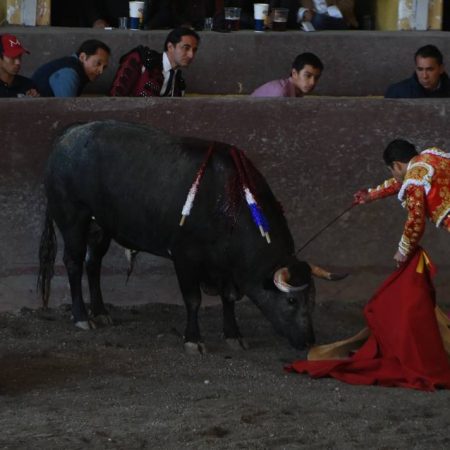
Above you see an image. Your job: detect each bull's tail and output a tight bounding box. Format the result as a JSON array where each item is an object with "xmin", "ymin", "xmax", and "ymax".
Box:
[{"xmin": 37, "ymin": 206, "xmax": 57, "ymax": 308}]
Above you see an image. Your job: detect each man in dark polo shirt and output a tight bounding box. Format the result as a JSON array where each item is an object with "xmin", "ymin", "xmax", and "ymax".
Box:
[
  {"xmin": 0, "ymin": 34, "xmax": 39, "ymax": 98},
  {"xmin": 32, "ymin": 39, "xmax": 110, "ymax": 97}
]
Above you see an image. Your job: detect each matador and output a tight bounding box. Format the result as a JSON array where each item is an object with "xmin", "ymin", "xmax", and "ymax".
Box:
[{"xmin": 353, "ymin": 139, "xmax": 450, "ymax": 265}]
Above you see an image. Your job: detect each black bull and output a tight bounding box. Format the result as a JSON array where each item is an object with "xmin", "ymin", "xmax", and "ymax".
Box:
[{"xmin": 38, "ymin": 120, "xmax": 342, "ymax": 352}]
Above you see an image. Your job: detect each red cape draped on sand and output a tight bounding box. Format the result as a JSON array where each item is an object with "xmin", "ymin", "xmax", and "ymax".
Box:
[{"xmin": 287, "ymin": 249, "xmax": 450, "ymax": 391}]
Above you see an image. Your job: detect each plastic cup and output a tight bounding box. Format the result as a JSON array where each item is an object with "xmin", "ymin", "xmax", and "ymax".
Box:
[
  {"xmin": 129, "ymin": 1, "xmax": 145, "ymax": 29},
  {"xmin": 118, "ymin": 16, "xmax": 128, "ymax": 29},
  {"xmin": 204, "ymin": 17, "xmax": 213, "ymax": 31},
  {"xmin": 272, "ymin": 8, "xmax": 289, "ymax": 31},
  {"xmin": 254, "ymin": 3, "xmax": 269, "ymax": 32},
  {"xmin": 224, "ymin": 7, "xmax": 241, "ymax": 31}
]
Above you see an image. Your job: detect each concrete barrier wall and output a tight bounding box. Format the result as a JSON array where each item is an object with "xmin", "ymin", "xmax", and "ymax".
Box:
[
  {"xmin": 1, "ymin": 97, "xmax": 449, "ymax": 311},
  {"xmin": 6, "ymin": 26, "xmax": 450, "ymax": 96}
]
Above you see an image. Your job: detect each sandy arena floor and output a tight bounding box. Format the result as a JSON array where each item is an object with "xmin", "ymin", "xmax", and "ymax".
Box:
[{"xmin": 1, "ymin": 294, "xmax": 450, "ymax": 449}]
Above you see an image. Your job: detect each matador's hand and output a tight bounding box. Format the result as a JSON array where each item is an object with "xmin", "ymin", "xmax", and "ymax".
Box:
[
  {"xmin": 352, "ymin": 189, "xmax": 370, "ymax": 205},
  {"xmin": 394, "ymin": 250, "xmax": 407, "ymax": 267}
]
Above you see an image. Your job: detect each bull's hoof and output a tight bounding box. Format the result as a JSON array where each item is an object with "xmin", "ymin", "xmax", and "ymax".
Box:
[
  {"xmin": 200, "ymin": 282, "xmax": 219, "ymax": 296},
  {"xmin": 184, "ymin": 341, "xmax": 207, "ymax": 355},
  {"xmin": 226, "ymin": 337, "xmax": 249, "ymax": 351},
  {"xmin": 74, "ymin": 320, "xmax": 96, "ymax": 330},
  {"xmin": 92, "ymin": 314, "xmax": 113, "ymax": 326}
]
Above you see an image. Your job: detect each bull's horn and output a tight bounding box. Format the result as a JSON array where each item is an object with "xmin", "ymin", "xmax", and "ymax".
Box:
[
  {"xmin": 274, "ymin": 267, "xmax": 308, "ymax": 293},
  {"xmin": 309, "ymin": 263, "xmax": 348, "ymax": 281}
]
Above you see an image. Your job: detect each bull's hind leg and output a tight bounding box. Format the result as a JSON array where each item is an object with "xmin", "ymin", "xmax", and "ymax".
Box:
[
  {"xmin": 173, "ymin": 258, "xmax": 206, "ymax": 355},
  {"xmin": 86, "ymin": 221, "xmax": 112, "ymax": 326},
  {"xmin": 221, "ymin": 296, "xmax": 249, "ymax": 350},
  {"xmin": 55, "ymin": 207, "xmax": 93, "ymax": 330}
]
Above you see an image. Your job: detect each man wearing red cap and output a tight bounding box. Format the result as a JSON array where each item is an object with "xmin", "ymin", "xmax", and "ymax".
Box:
[{"xmin": 0, "ymin": 34, "xmax": 39, "ymax": 98}]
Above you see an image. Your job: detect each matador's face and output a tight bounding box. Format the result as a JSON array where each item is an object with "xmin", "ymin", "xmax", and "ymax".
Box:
[{"xmin": 389, "ymin": 161, "xmax": 408, "ymax": 182}]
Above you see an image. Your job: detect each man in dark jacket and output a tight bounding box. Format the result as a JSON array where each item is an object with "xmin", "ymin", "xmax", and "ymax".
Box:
[
  {"xmin": 385, "ymin": 45, "xmax": 450, "ymax": 98},
  {"xmin": 32, "ymin": 40, "xmax": 110, "ymax": 97},
  {"xmin": 110, "ymin": 27, "xmax": 199, "ymax": 97}
]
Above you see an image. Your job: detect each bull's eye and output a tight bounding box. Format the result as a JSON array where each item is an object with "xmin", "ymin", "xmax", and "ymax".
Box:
[{"xmin": 287, "ymin": 297, "xmax": 297, "ymax": 305}]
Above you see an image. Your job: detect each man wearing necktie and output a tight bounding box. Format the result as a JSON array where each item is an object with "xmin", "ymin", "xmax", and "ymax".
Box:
[{"xmin": 110, "ymin": 27, "xmax": 200, "ymax": 97}]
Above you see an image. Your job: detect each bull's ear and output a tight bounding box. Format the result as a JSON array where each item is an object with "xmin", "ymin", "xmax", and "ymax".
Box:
[
  {"xmin": 287, "ymin": 261, "xmax": 312, "ymax": 287},
  {"xmin": 263, "ymin": 275, "xmax": 278, "ymax": 291}
]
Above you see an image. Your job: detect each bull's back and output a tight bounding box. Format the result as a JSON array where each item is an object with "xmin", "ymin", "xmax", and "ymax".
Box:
[{"xmin": 46, "ymin": 121, "xmax": 232, "ymax": 251}]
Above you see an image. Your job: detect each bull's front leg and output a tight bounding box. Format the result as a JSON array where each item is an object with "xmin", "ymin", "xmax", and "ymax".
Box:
[
  {"xmin": 221, "ymin": 296, "xmax": 249, "ymax": 350},
  {"xmin": 173, "ymin": 259, "xmax": 206, "ymax": 355}
]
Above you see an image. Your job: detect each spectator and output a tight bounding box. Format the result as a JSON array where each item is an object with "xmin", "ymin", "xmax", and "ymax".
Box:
[
  {"xmin": 148, "ymin": 0, "xmax": 217, "ymax": 30},
  {"xmin": 298, "ymin": 0, "xmax": 358, "ymax": 30},
  {"xmin": 84, "ymin": 0, "xmax": 130, "ymax": 28},
  {"xmin": 32, "ymin": 40, "xmax": 110, "ymax": 97},
  {"xmin": 0, "ymin": 34, "xmax": 39, "ymax": 98},
  {"xmin": 251, "ymin": 52, "xmax": 323, "ymax": 97},
  {"xmin": 84, "ymin": 0, "xmax": 212, "ymax": 29},
  {"xmin": 51, "ymin": 0, "xmax": 217, "ymax": 30},
  {"xmin": 385, "ymin": 45, "xmax": 450, "ymax": 99},
  {"xmin": 110, "ymin": 27, "xmax": 199, "ymax": 97}
]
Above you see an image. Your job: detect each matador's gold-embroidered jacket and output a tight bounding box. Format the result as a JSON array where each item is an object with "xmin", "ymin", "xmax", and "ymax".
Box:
[{"xmin": 367, "ymin": 148, "xmax": 450, "ymax": 257}]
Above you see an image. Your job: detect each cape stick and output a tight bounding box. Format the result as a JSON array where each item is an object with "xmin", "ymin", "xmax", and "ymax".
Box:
[{"xmin": 296, "ymin": 203, "xmax": 356, "ymax": 255}]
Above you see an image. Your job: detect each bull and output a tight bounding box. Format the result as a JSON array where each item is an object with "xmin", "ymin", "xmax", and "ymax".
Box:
[{"xmin": 38, "ymin": 120, "xmax": 344, "ymax": 353}]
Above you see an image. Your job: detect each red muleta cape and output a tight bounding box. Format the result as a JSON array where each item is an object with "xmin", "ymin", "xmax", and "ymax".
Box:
[{"xmin": 286, "ymin": 248, "xmax": 450, "ymax": 391}]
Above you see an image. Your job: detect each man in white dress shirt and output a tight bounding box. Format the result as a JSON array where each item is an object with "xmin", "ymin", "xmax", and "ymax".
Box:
[{"xmin": 110, "ymin": 27, "xmax": 200, "ymax": 97}]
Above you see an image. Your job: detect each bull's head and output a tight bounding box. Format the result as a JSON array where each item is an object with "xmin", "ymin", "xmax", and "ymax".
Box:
[
  {"xmin": 245, "ymin": 260, "xmax": 314, "ymax": 350},
  {"xmin": 247, "ymin": 260, "xmax": 347, "ymax": 350}
]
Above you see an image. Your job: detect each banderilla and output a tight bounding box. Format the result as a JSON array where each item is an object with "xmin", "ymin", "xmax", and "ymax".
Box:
[{"xmin": 296, "ymin": 203, "xmax": 356, "ymax": 255}]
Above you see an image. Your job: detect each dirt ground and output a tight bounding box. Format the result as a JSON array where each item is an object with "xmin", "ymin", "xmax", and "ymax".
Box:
[{"xmin": 1, "ymin": 292, "xmax": 450, "ymax": 450}]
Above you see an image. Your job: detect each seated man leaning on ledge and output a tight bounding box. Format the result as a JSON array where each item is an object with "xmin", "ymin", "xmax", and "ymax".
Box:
[
  {"xmin": 298, "ymin": 0, "xmax": 358, "ymax": 30},
  {"xmin": 32, "ymin": 40, "xmax": 110, "ymax": 97},
  {"xmin": 0, "ymin": 34, "xmax": 39, "ymax": 98},
  {"xmin": 385, "ymin": 44, "xmax": 450, "ymax": 99},
  {"xmin": 109, "ymin": 27, "xmax": 200, "ymax": 97},
  {"xmin": 251, "ymin": 52, "xmax": 323, "ymax": 97}
]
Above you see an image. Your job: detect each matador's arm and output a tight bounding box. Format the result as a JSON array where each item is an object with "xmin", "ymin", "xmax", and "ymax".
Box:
[
  {"xmin": 353, "ymin": 178, "xmax": 402, "ymax": 204},
  {"xmin": 397, "ymin": 184, "xmax": 427, "ymax": 257},
  {"xmin": 367, "ymin": 178, "xmax": 402, "ymax": 201}
]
